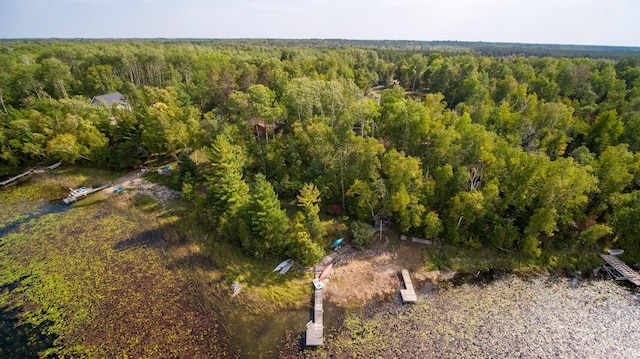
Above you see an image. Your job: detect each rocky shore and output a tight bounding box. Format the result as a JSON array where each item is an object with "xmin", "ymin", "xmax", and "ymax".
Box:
[{"xmin": 117, "ymin": 175, "xmax": 181, "ymax": 207}]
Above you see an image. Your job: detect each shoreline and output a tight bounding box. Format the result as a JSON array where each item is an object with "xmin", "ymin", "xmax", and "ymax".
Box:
[{"xmin": 283, "ymin": 273, "xmax": 640, "ymax": 358}]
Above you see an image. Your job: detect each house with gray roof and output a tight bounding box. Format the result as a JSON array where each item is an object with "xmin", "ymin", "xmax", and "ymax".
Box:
[{"xmin": 90, "ymin": 92, "xmax": 131, "ymax": 111}]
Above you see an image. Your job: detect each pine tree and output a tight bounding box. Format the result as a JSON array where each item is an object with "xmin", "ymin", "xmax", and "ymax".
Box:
[
  {"xmin": 207, "ymin": 134, "xmax": 249, "ymax": 216},
  {"xmin": 245, "ymin": 173, "xmax": 289, "ymax": 258}
]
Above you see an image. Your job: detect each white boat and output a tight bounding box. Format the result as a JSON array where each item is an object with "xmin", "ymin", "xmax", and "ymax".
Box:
[
  {"xmin": 273, "ymin": 258, "xmax": 291, "ymax": 272},
  {"xmin": 279, "ymin": 260, "xmax": 294, "ymax": 275}
]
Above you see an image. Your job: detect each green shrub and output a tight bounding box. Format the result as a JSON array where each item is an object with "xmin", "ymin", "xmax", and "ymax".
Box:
[{"xmin": 350, "ymin": 221, "xmax": 373, "ymax": 249}]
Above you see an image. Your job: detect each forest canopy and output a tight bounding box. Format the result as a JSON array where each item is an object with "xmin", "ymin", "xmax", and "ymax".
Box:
[{"xmin": 1, "ymin": 40, "xmax": 639, "ymax": 263}]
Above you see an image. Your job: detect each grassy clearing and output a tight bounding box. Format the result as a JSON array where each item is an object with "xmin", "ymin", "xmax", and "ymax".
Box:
[
  {"xmin": 53, "ymin": 166, "xmax": 127, "ymax": 184},
  {"xmin": 163, "ymin": 206, "xmax": 315, "ymax": 314},
  {"xmin": 136, "ymin": 176, "xmax": 344, "ymax": 313},
  {"xmin": 142, "ymin": 163, "xmax": 181, "ymax": 191}
]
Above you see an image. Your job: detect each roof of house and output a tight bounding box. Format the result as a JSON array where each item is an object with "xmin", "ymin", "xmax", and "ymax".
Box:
[
  {"xmin": 249, "ymin": 117, "xmax": 278, "ymax": 129},
  {"xmin": 91, "ymin": 92, "xmax": 128, "ymax": 107}
]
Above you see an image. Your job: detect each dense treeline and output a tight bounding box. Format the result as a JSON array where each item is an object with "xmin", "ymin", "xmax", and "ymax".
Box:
[
  {"xmin": 1, "ymin": 40, "xmax": 639, "ymax": 264},
  {"xmin": 6, "ymin": 39, "xmax": 639, "ymax": 58}
]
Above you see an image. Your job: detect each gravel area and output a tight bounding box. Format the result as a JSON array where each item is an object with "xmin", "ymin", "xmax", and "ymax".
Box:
[
  {"xmin": 333, "ymin": 248, "xmax": 387, "ymax": 266},
  {"xmin": 130, "ymin": 180, "xmax": 180, "ymax": 206},
  {"xmin": 118, "ymin": 177, "xmax": 180, "ymax": 207},
  {"xmin": 307, "ymin": 276, "xmax": 640, "ymax": 358}
]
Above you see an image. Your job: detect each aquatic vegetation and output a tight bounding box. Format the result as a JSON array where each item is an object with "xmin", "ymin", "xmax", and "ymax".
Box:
[
  {"xmin": 0, "ymin": 180, "xmax": 228, "ymax": 358},
  {"xmin": 287, "ymin": 277, "xmax": 640, "ymax": 358}
]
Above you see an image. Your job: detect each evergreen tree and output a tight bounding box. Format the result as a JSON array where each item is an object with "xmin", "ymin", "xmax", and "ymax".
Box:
[
  {"xmin": 245, "ymin": 173, "xmax": 289, "ymax": 258},
  {"xmin": 207, "ymin": 133, "xmax": 249, "ymax": 217}
]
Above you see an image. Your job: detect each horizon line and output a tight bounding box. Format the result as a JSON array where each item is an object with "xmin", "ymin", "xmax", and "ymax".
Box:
[{"xmin": 1, "ymin": 37, "xmax": 639, "ymax": 49}]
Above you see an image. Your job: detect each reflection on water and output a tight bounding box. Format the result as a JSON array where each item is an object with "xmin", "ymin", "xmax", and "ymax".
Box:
[{"xmin": 227, "ymin": 307, "xmax": 307, "ymax": 358}]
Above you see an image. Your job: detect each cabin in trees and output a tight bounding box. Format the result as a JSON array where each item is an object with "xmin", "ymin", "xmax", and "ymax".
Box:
[
  {"xmin": 90, "ymin": 92, "xmax": 131, "ymax": 111},
  {"xmin": 249, "ymin": 117, "xmax": 284, "ymax": 140}
]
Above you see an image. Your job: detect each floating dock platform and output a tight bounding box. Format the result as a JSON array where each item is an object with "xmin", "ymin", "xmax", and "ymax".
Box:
[
  {"xmin": 62, "ymin": 184, "xmax": 112, "ymax": 205},
  {"xmin": 400, "ymin": 269, "xmax": 417, "ymax": 303}
]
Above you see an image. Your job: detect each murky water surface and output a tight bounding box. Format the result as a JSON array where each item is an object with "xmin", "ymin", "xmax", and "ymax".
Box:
[{"xmin": 319, "ymin": 275, "xmax": 640, "ymax": 358}]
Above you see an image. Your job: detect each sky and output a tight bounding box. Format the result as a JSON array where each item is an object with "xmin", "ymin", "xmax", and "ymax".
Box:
[{"xmin": 0, "ymin": 0, "xmax": 639, "ymax": 46}]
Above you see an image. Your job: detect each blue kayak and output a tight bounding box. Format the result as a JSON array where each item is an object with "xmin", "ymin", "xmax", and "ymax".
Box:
[{"xmin": 330, "ymin": 238, "xmax": 344, "ymax": 248}]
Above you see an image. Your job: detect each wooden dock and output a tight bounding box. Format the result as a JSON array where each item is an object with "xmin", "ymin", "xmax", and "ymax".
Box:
[
  {"xmin": 306, "ymin": 268, "xmax": 324, "ymax": 346},
  {"xmin": 306, "ymin": 283, "xmax": 324, "ymax": 346},
  {"xmin": 400, "ymin": 234, "xmax": 439, "ymax": 245},
  {"xmin": 1, "ymin": 168, "xmax": 35, "ymax": 187},
  {"xmin": 305, "ymin": 244, "xmax": 353, "ymax": 347},
  {"xmin": 1, "ymin": 162, "xmax": 62, "ymax": 187},
  {"xmin": 400, "ymin": 269, "xmax": 417, "ymax": 303},
  {"xmin": 600, "ymin": 254, "xmax": 640, "ymax": 286},
  {"xmin": 62, "ymin": 184, "xmax": 112, "ymax": 205},
  {"xmin": 47, "ymin": 162, "xmax": 62, "ymax": 170}
]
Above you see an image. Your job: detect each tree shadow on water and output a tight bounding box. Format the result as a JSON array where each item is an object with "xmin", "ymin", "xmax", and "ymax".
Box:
[
  {"xmin": 112, "ymin": 228, "xmax": 165, "ymax": 250},
  {"xmin": 0, "ymin": 276, "xmax": 29, "ymax": 292},
  {"xmin": 0, "ymin": 304, "xmax": 58, "ymax": 359},
  {"xmin": 165, "ymin": 252, "xmax": 217, "ymax": 272},
  {"xmin": 1, "ymin": 276, "xmax": 58, "ymax": 358}
]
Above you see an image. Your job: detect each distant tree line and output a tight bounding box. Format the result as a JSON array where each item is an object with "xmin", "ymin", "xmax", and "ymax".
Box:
[{"xmin": 1, "ymin": 40, "xmax": 639, "ymax": 263}]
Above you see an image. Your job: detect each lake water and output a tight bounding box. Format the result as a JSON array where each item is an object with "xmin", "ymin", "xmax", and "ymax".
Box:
[
  {"xmin": 226, "ymin": 299, "xmax": 342, "ymax": 358},
  {"xmin": 309, "ymin": 274, "xmax": 640, "ymax": 358},
  {"xmin": 0, "ymin": 200, "xmax": 69, "ymax": 237}
]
